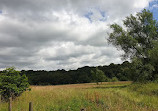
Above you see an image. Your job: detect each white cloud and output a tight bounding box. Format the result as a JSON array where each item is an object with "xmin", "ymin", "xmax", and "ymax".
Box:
[{"xmin": 134, "ymin": 0, "xmax": 151, "ymax": 9}]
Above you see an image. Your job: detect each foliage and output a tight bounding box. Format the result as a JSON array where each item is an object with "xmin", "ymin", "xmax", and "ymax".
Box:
[
  {"xmin": 129, "ymin": 58, "xmax": 155, "ymax": 82},
  {"xmin": 108, "ymin": 9, "xmax": 158, "ymax": 82},
  {"xmin": 12, "ymin": 62, "xmax": 133, "ymax": 85},
  {"xmin": 148, "ymin": 42, "xmax": 158, "ymax": 79},
  {"xmin": 0, "ymin": 67, "xmax": 30, "ymax": 101},
  {"xmin": 111, "ymin": 77, "xmax": 119, "ymax": 82},
  {"xmin": 91, "ymin": 68, "xmax": 109, "ymax": 84}
]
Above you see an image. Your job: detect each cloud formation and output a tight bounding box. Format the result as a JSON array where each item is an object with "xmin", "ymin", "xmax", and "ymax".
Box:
[{"xmin": 0, "ymin": 0, "xmax": 152, "ymax": 70}]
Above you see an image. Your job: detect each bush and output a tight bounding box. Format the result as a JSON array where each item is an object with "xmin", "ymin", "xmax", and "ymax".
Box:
[
  {"xmin": 111, "ymin": 77, "xmax": 119, "ymax": 82},
  {"xmin": 0, "ymin": 67, "xmax": 30, "ymax": 101},
  {"xmin": 91, "ymin": 68, "xmax": 108, "ymax": 84}
]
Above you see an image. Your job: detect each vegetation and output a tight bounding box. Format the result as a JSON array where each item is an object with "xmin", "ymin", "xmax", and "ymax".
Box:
[
  {"xmin": 0, "ymin": 81, "xmax": 158, "ymax": 111},
  {"xmin": 8, "ymin": 61, "xmax": 131, "ymax": 85},
  {"xmin": 108, "ymin": 9, "xmax": 158, "ymax": 82},
  {"xmin": 91, "ymin": 68, "xmax": 108, "ymax": 84},
  {"xmin": 0, "ymin": 67, "xmax": 30, "ymax": 101}
]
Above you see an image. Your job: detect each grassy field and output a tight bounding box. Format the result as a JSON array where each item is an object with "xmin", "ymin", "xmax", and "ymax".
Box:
[{"xmin": 0, "ymin": 81, "xmax": 158, "ymax": 111}]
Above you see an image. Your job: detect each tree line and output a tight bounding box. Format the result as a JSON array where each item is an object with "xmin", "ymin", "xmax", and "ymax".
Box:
[{"xmin": 14, "ymin": 61, "xmax": 131, "ymax": 85}]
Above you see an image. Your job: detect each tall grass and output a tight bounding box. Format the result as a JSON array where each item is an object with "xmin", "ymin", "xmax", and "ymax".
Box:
[{"xmin": 0, "ymin": 81, "xmax": 158, "ymax": 111}]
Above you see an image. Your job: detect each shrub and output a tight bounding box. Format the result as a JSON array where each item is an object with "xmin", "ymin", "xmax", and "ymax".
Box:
[
  {"xmin": 111, "ymin": 77, "xmax": 119, "ymax": 82},
  {"xmin": 0, "ymin": 67, "xmax": 30, "ymax": 101}
]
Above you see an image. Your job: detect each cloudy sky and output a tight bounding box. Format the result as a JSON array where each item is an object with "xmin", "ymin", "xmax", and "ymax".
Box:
[{"xmin": 0, "ymin": 0, "xmax": 157, "ymax": 70}]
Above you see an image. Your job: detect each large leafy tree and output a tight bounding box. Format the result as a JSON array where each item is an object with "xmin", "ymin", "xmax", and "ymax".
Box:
[
  {"xmin": 108, "ymin": 9, "xmax": 158, "ymax": 82},
  {"xmin": 0, "ymin": 67, "xmax": 30, "ymax": 101}
]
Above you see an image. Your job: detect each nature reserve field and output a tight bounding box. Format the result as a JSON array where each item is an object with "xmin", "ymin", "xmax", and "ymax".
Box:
[{"xmin": 0, "ymin": 81, "xmax": 158, "ymax": 111}]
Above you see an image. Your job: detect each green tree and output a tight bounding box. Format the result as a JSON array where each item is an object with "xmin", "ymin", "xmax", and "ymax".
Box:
[
  {"xmin": 91, "ymin": 68, "xmax": 109, "ymax": 84},
  {"xmin": 0, "ymin": 67, "xmax": 30, "ymax": 101},
  {"xmin": 111, "ymin": 77, "xmax": 119, "ymax": 82},
  {"xmin": 108, "ymin": 9, "xmax": 158, "ymax": 82},
  {"xmin": 129, "ymin": 58, "xmax": 154, "ymax": 82},
  {"xmin": 148, "ymin": 42, "xmax": 158, "ymax": 80}
]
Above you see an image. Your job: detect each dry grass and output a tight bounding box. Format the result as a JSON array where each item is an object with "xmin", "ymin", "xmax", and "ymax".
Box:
[
  {"xmin": 0, "ymin": 81, "xmax": 158, "ymax": 111},
  {"xmin": 32, "ymin": 81, "xmax": 132, "ymax": 89}
]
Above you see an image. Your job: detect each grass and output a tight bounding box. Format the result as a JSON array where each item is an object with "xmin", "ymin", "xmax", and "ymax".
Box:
[{"xmin": 0, "ymin": 81, "xmax": 158, "ymax": 111}]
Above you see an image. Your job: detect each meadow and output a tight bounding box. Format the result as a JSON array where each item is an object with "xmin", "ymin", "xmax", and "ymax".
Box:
[{"xmin": 0, "ymin": 81, "xmax": 158, "ymax": 111}]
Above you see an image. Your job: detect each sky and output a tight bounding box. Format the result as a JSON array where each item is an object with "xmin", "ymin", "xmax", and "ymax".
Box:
[{"xmin": 0, "ymin": 0, "xmax": 157, "ymax": 70}]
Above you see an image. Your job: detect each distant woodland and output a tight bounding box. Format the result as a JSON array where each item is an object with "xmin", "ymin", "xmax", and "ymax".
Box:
[{"xmin": 14, "ymin": 61, "xmax": 133, "ymax": 85}]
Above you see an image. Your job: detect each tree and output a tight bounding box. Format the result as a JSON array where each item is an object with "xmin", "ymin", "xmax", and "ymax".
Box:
[
  {"xmin": 108, "ymin": 9, "xmax": 158, "ymax": 82},
  {"xmin": 148, "ymin": 42, "xmax": 158, "ymax": 79},
  {"xmin": 91, "ymin": 68, "xmax": 109, "ymax": 84},
  {"xmin": 0, "ymin": 67, "xmax": 30, "ymax": 101},
  {"xmin": 111, "ymin": 77, "xmax": 118, "ymax": 82},
  {"xmin": 129, "ymin": 58, "xmax": 154, "ymax": 82}
]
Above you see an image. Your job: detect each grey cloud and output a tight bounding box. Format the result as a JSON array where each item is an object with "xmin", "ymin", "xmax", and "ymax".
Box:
[
  {"xmin": 77, "ymin": 30, "xmax": 108, "ymax": 47},
  {"xmin": 0, "ymin": 0, "xmax": 150, "ymax": 21}
]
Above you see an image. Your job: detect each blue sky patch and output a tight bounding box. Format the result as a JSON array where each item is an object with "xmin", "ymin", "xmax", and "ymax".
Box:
[
  {"xmin": 99, "ymin": 10, "xmax": 107, "ymax": 22},
  {"xmin": 84, "ymin": 8, "xmax": 107, "ymax": 22},
  {"xmin": 84, "ymin": 11, "xmax": 93, "ymax": 23},
  {"xmin": 148, "ymin": 0, "xmax": 158, "ymax": 21}
]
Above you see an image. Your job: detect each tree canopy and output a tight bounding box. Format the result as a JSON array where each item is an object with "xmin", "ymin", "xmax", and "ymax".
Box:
[
  {"xmin": 2, "ymin": 62, "xmax": 130, "ymax": 86},
  {"xmin": 0, "ymin": 67, "xmax": 30, "ymax": 101}
]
